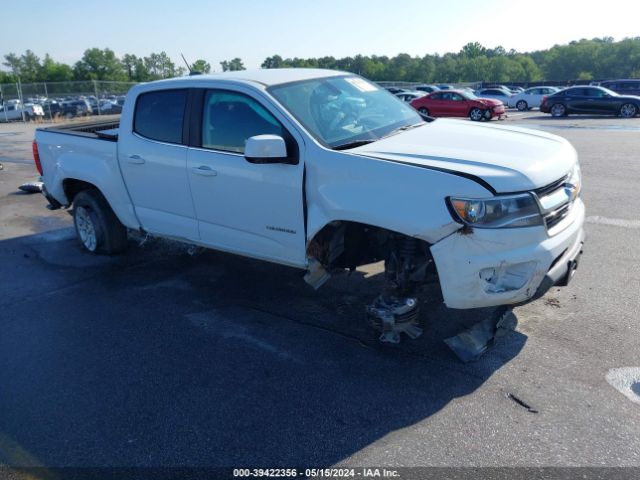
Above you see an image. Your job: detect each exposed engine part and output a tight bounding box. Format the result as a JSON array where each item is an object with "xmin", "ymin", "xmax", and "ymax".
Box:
[
  {"xmin": 384, "ymin": 236, "xmax": 431, "ymax": 296},
  {"xmin": 366, "ymin": 295, "xmax": 422, "ymax": 344},
  {"xmin": 304, "ymin": 258, "xmax": 331, "ymax": 290}
]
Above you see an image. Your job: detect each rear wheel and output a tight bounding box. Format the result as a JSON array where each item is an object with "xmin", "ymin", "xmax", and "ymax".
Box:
[
  {"xmin": 619, "ymin": 103, "xmax": 638, "ymax": 118},
  {"xmin": 418, "ymin": 107, "xmax": 429, "ymax": 116},
  {"xmin": 72, "ymin": 189, "xmax": 128, "ymax": 254},
  {"xmin": 516, "ymin": 100, "xmax": 528, "ymax": 111},
  {"xmin": 469, "ymin": 107, "xmax": 483, "ymax": 121},
  {"xmin": 550, "ymin": 103, "xmax": 567, "ymax": 117}
]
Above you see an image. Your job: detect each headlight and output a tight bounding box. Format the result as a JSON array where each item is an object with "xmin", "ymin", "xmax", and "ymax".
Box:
[
  {"xmin": 566, "ymin": 163, "xmax": 581, "ymax": 201},
  {"xmin": 447, "ymin": 193, "xmax": 542, "ymax": 228}
]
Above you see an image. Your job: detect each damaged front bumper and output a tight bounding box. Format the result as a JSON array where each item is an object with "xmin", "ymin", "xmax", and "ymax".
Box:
[{"xmin": 430, "ymin": 198, "xmax": 585, "ymax": 309}]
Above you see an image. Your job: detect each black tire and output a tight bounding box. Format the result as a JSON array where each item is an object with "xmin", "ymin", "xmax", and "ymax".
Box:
[
  {"xmin": 550, "ymin": 103, "xmax": 567, "ymax": 117},
  {"xmin": 72, "ymin": 189, "xmax": 128, "ymax": 254},
  {"xmin": 516, "ymin": 100, "xmax": 528, "ymax": 111},
  {"xmin": 418, "ymin": 107, "xmax": 429, "ymax": 116},
  {"xmin": 619, "ymin": 103, "xmax": 638, "ymax": 118},
  {"xmin": 469, "ymin": 107, "xmax": 483, "ymax": 121}
]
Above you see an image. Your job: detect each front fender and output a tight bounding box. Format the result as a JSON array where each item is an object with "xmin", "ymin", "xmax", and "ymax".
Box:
[{"xmin": 305, "ymin": 150, "xmax": 492, "ymax": 244}]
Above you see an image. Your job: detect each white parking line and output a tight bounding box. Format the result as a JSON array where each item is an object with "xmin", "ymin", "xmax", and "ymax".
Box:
[
  {"xmin": 606, "ymin": 367, "xmax": 640, "ymax": 405},
  {"xmin": 586, "ymin": 216, "xmax": 640, "ymax": 229}
]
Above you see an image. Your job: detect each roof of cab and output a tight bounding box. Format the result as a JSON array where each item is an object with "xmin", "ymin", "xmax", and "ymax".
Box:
[{"xmin": 147, "ymin": 68, "xmax": 349, "ymax": 88}]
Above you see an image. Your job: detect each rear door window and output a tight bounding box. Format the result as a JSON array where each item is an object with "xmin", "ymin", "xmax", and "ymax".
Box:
[{"xmin": 134, "ymin": 89, "xmax": 187, "ymax": 144}]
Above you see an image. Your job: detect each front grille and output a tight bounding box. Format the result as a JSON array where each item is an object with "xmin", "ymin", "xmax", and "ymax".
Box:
[
  {"xmin": 545, "ymin": 203, "xmax": 571, "ymax": 230},
  {"xmin": 535, "ymin": 176, "xmax": 567, "ymax": 197}
]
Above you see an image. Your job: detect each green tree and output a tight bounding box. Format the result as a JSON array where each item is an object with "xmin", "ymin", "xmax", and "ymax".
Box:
[
  {"xmin": 40, "ymin": 54, "xmax": 73, "ymax": 82},
  {"xmin": 144, "ymin": 52, "xmax": 181, "ymax": 79},
  {"xmin": 191, "ymin": 59, "xmax": 211, "ymax": 73},
  {"xmin": 261, "ymin": 55, "xmax": 286, "ymax": 68},
  {"xmin": 220, "ymin": 58, "xmax": 245, "ymax": 71},
  {"xmin": 3, "ymin": 53, "xmax": 22, "ymax": 78},
  {"xmin": 74, "ymin": 48, "xmax": 127, "ymax": 81},
  {"xmin": 460, "ymin": 42, "xmax": 487, "ymax": 59},
  {"xmin": 121, "ymin": 54, "xmax": 139, "ymax": 81},
  {"xmin": 20, "ymin": 50, "xmax": 41, "ymax": 82}
]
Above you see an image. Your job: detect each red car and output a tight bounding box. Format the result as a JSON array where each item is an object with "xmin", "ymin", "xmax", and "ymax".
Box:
[{"xmin": 410, "ymin": 90, "xmax": 506, "ymax": 121}]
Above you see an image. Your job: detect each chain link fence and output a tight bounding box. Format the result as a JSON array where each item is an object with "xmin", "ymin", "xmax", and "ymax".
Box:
[{"xmin": 0, "ymin": 80, "xmax": 138, "ymax": 122}]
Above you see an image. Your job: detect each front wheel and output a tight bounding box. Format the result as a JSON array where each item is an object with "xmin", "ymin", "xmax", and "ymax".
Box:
[
  {"xmin": 619, "ymin": 103, "xmax": 638, "ymax": 118},
  {"xmin": 469, "ymin": 108, "xmax": 483, "ymax": 121},
  {"xmin": 73, "ymin": 189, "xmax": 128, "ymax": 254},
  {"xmin": 418, "ymin": 107, "xmax": 430, "ymax": 116},
  {"xmin": 516, "ymin": 100, "xmax": 528, "ymax": 111},
  {"xmin": 550, "ymin": 103, "xmax": 567, "ymax": 117}
]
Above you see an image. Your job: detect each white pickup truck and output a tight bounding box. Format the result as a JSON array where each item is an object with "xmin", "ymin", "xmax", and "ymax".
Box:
[
  {"xmin": 34, "ymin": 69, "xmax": 584, "ymax": 341},
  {"xmin": 1, "ymin": 100, "xmax": 45, "ymax": 122}
]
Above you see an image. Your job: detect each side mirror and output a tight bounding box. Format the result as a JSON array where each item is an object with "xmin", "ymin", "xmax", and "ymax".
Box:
[{"xmin": 245, "ymin": 135, "xmax": 288, "ymax": 164}]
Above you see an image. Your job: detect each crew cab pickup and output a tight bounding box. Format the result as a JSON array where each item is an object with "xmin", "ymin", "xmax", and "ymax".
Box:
[{"xmin": 34, "ymin": 69, "xmax": 584, "ymax": 321}]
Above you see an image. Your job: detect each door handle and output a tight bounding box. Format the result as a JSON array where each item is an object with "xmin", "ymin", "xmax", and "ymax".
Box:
[
  {"xmin": 126, "ymin": 154, "xmax": 145, "ymax": 164},
  {"xmin": 191, "ymin": 165, "xmax": 218, "ymax": 176}
]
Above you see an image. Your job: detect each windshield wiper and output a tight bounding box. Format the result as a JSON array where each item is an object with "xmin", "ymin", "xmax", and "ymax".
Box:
[
  {"xmin": 382, "ymin": 122, "xmax": 426, "ymax": 139},
  {"xmin": 332, "ymin": 139, "xmax": 378, "ymax": 150}
]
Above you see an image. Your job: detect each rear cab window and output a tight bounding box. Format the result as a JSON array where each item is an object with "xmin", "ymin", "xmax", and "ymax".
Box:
[{"xmin": 134, "ymin": 89, "xmax": 187, "ymax": 144}]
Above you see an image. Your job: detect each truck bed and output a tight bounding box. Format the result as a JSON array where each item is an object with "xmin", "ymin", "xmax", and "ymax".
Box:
[{"xmin": 38, "ymin": 119, "xmax": 120, "ymax": 141}]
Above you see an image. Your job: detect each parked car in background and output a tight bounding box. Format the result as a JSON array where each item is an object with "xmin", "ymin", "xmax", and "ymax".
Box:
[
  {"xmin": 508, "ymin": 86, "xmax": 525, "ymax": 94},
  {"xmin": 42, "ymin": 100, "xmax": 64, "ymax": 118},
  {"xmin": 599, "ymin": 79, "xmax": 640, "ymax": 97},
  {"xmin": 415, "ymin": 84, "xmax": 440, "ymax": 93},
  {"xmin": 436, "ymin": 84, "xmax": 454, "ymax": 90},
  {"xmin": 540, "ymin": 86, "xmax": 640, "ymax": 118},
  {"xmin": 99, "ymin": 100, "xmax": 123, "ymax": 114},
  {"xmin": 410, "ymin": 89, "xmax": 506, "ymax": 121},
  {"xmin": 475, "ymin": 88, "xmax": 512, "ymax": 105},
  {"xmin": 485, "ymin": 85, "xmax": 513, "ymax": 93},
  {"xmin": 508, "ymin": 86, "xmax": 559, "ymax": 111},
  {"xmin": 395, "ymin": 91, "xmax": 426, "ymax": 103},
  {"xmin": 62, "ymin": 99, "xmax": 93, "ymax": 118},
  {"xmin": 0, "ymin": 102, "xmax": 45, "ymax": 122},
  {"xmin": 384, "ymin": 87, "xmax": 407, "ymax": 94}
]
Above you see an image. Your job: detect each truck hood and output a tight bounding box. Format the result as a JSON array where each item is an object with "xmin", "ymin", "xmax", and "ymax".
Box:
[{"xmin": 350, "ymin": 119, "xmax": 577, "ymax": 193}]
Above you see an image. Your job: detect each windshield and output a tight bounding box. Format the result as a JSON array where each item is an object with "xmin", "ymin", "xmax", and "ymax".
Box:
[
  {"xmin": 462, "ymin": 91, "xmax": 479, "ymax": 100},
  {"xmin": 268, "ymin": 75, "xmax": 423, "ymax": 149},
  {"xmin": 600, "ymin": 87, "xmax": 619, "ymax": 97}
]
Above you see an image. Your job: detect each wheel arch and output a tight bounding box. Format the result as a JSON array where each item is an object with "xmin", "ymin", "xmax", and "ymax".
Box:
[
  {"xmin": 61, "ymin": 177, "xmax": 139, "ymax": 230},
  {"xmin": 306, "ymin": 219, "xmax": 434, "ymax": 270}
]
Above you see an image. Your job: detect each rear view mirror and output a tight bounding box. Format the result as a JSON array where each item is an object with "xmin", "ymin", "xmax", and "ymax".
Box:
[{"xmin": 245, "ymin": 135, "xmax": 289, "ymax": 164}]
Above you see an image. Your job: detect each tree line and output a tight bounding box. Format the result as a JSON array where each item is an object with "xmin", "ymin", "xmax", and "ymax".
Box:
[
  {"xmin": 2, "ymin": 37, "xmax": 639, "ymax": 85},
  {"xmin": 262, "ymin": 38, "xmax": 640, "ymax": 83},
  {"xmin": 0, "ymin": 49, "xmax": 245, "ymax": 84}
]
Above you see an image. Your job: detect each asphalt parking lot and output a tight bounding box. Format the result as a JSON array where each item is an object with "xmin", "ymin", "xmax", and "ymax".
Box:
[{"xmin": 1, "ymin": 112, "xmax": 639, "ymax": 473}]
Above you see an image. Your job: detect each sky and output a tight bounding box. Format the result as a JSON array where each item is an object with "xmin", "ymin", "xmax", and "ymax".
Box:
[{"xmin": 2, "ymin": 0, "xmax": 640, "ymax": 71}]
